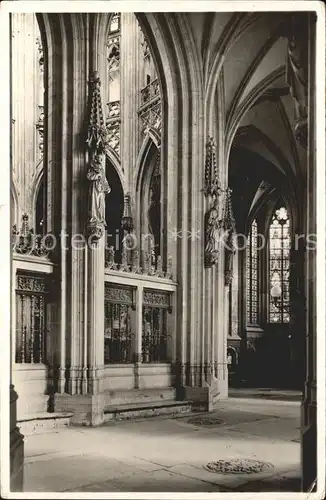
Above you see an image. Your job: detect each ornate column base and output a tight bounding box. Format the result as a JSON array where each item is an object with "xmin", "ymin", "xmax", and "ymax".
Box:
[
  {"xmin": 55, "ymin": 393, "xmax": 105, "ymax": 426},
  {"xmin": 10, "ymin": 385, "xmax": 24, "ymax": 492},
  {"xmin": 176, "ymin": 363, "xmax": 227, "ymax": 411}
]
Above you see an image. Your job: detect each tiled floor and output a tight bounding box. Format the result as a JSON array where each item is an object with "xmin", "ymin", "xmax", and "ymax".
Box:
[{"xmin": 23, "ymin": 395, "xmax": 301, "ymax": 493}]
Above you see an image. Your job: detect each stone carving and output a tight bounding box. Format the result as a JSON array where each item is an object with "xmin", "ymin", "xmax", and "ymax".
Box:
[
  {"xmin": 35, "ymin": 105, "xmax": 44, "ymax": 153},
  {"xmin": 204, "ymin": 137, "xmax": 221, "ymax": 198},
  {"xmin": 105, "ymin": 246, "xmax": 117, "ymax": 270},
  {"xmin": 106, "ymin": 100, "xmax": 120, "ymax": 119},
  {"xmin": 143, "ymin": 290, "xmax": 171, "ymax": 308},
  {"xmin": 223, "ymin": 188, "xmax": 236, "ymax": 286},
  {"xmin": 286, "ymin": 14, "xmax": 308, "ymax": 149},
  {"xmin": 166, "ymin": 255, "xmax": 173, "ymax": 280},
  {"xmin": 104, "ymin": 246, "xmax": 173, "ymax": 280},
  {"xmin": 187, "ymin": 416, "xmax": 224, "ymax": 427},
  {"xmin": 204, "ymin": 198, "xmax": 221, "ymax": 267},
  {"xmin": 12, "ymin": 213, "xmax": 50, "ymax": 258},
  {"xmin": 107, "ymin": 37, "xmax": 120, "ymax": 72},
  {"xmin": 204, "ymin": 136, "xmax": 226, "ymax": 268},
  {"xmin": 16, "ymin": 274, "xmax": 46, "ymax": 293},
  {"xmin": 106, "ymin": 115, "xmax": 121, "ymax": 158},
  {"xmin": 130, "ymin": 250, "xmax": 140, "ymax": 274},
  {"xmin": 140, "ymin": 79, "xmax": 160, "ymax": 107},
  {"xmin": 155, "ymin": 256, "xmax": 164, "ymax": 278},
  {"xmin": 86, "ymin": 71, "xmax": 111, "ymax": 242},
  {"xmin": 121, "ymin": 193, "xmax": 134, "ymax": 233},
  {"xmin": 139, "ymin": 101, "xmax": 161, "ymax": 138},
  {"xmin": 86, "ymin": 152, "xmax": 110, "ymax": 240},
  {"xmin": 224, "ymin": 233, "xmax": 235, "ymax": 286},
  {"xmin": 140, "ymin": 30, "xmax": 150, "ymax": 59},
  {"xmin": 35, "ymin": 37, "xmax": 44, "ymax": 70},
  {"xmin": 104, "ymin": 284, "xmax": 134, "ymax": 305},
  {"xmin": 204, "ymin": 459, "xmax": 274, "ymax": 475}
]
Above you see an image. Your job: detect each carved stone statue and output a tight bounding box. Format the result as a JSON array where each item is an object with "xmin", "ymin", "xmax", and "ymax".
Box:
[
  {"xmin": 286, "ymin": 14, "xmax": 308, "ymax": 148},
  {"xmin": 224, "ymin": 228, "xmax": 236, "ymax": 286},
  {"xmin": 86, "ymin": 70, "xmax": 111, "ymax": 241},
  {"xmin": 87, "ymin": 152, "xmax": 110, "ymax": 239},
  {"xmin": 204, "ymin": 197, "xmax": 221, "ymax": 267}
]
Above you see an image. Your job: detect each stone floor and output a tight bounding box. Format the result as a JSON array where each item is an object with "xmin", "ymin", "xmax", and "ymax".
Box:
[{"xmin": 23, "ymin": 394, "xmax": 301, "ymax": 493}]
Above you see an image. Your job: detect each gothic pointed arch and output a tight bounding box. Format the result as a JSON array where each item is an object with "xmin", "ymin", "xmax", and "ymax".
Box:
[
  {"xmin": 105, "ymin": 158, "xmax": 124, "ymax": 263},
  {"xmin": 135, "ymin": 135, "xmax": 161, "ymax": 265}
]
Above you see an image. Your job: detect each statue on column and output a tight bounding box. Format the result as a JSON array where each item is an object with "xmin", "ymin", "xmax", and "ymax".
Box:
[
  {"xmin": 223, "ymin": 188, "xmax": 236, "ymax": 286},
  {"xmin": 204, "ymin": 136, "xmax": 223, "ymax": 268},
  {"xmin": 286, "ymin": 14, "xmax": 308, "ymax": 149},
  {"xmin": 86, "ymin": 70, "xmax": 111, "ymax": 242},
  {"xmin": 204, "ymin": 196, "xmax": 221, "ymax": 267},
  {"xmin": 224, "ymin": 229, "xmax": 236, "ymax": 286},
  {"xmin": 86, "ymin": 152, "xmax": 110, "ymax": 235}
]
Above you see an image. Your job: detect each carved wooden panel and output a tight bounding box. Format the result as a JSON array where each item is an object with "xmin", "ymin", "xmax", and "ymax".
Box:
[
  {"xmin": 16, "ymin": 274, "xmax": 46, "ymax": 293},
  {"xmin": 104, "ymin": 283, "xmax": 134, "ymax": 305},
  {"xmin": 143, "ymin": 289, "xmax": 171, "ymax": 308}
]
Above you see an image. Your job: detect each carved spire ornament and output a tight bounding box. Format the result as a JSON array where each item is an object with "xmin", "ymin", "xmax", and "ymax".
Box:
[
  {"xmin": 12, "ymin": 213, "xmax": 50, "ymax": 257},
  {"xmin": 223, "ymin": 188, "xmax": 236, "ymax": 286},
  {"xmin": 121, "ymin": 193, "xmax": 134, "ymax": 233},
  {"xmin": 86, "ymin": 71, "xmax": 111, "ymax": 242},
  {"xmin": 204, "ymin": 137, "xmax": 221, "ymax": 198}
]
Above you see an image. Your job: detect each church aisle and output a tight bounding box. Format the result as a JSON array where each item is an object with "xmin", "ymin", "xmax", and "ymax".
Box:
[{"xmin": 23, "ymin": 398, "xmax": 300, "ymax": 493}]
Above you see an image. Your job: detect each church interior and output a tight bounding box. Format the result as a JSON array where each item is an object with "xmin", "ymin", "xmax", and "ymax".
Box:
[{"xmin": 8, "ymin": 10, "xmax": 319, "ymax": 494}]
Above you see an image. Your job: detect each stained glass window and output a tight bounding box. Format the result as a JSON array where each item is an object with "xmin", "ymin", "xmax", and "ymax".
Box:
[
  {"xmin": 246, "ymin": 219, "xmax": 258, "ymax": 324},
  {"xmin": 109, "ymin": 13, "xmax": 120, "ymax": 33},
  {"xmin": 269, "ymin": 206, "xmax": 290, "ymax": 323}
]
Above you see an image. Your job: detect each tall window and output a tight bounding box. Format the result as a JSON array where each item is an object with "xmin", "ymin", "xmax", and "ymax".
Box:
[
  {"xmin": 147, "ymin": 152, "xmax": 161, "ymax": 264},
  {"xmin": 109, "ymin": 13, "xmax": 120, "ymax": 33},
  {"xmin": 269, "ymin": 206, "xmax": 290, "ymax": 323},
  {"xmin": 107, "ymin": 13, "xmax": 120, "ymax": 104},
  {"xmin": 246, "ymin": 219, "xmax": 258, "ymax": 324}
]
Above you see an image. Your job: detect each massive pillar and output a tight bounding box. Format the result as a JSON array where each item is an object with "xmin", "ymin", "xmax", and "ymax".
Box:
[
  {"xmin": 285, "ymin": 12, "xmax": 318, "ymax": 491},
  {"xmin": 301, "ymin": 14, "xmax": 317, "ymax": 492},
  {"xmin": 37, "ymin": 14, "xmax": 107, "ymax": 425},
  {"xmin": 9, "ymin": 14, "xmax": 24, "ymax": 492},
  {"xmin": 121, "ymin": 13, "xmax": 140, "ymax": 192}
]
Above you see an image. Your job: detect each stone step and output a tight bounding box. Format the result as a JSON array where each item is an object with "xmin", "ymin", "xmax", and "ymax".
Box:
[
  {"xmin": 17, "ymin": 412, "xmax": 73, "ymax": 436},
  {"xmin": 103, "ymin": 387, "xmax": 176, "ymax": 406},
  {"xmin": 103, "ymin": 399, "xmax": 192, "ymax": 422}
]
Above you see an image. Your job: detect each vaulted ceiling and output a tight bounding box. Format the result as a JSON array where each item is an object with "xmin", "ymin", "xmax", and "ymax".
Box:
[{"xmin": 184, "ymin": 11, "xmax": 307, "ymax": 226}]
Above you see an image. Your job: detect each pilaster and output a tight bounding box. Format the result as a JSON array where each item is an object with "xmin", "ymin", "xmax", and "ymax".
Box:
[
  {"xmin": 298, "ymin": 13, "xmax": 317, "ymax": 491},
  {"xmin": 121, "ymin": 13, "xmax": 140, "ymax": 192}
]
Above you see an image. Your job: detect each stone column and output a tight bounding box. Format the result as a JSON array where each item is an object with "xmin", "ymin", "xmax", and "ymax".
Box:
[
  {"xmin": 9, "ymin": 15, "xmax": 24, "ymax": 492},
  {"xmin": 10, "ymin": 287, "xmax": 24, "ymax": 490},
  {"xmin": 133, "ymin": 284, "xmax": 144, "ymax": 388},
  {"xmin": 43, "ymin": 15, "xmax": 106, "ymax": 425},
  {"xmin": 215, "ymin": 249, "xmax": 228, "ymax": 398},
  {"xmin": 285, "ymin": 12, "xmax": 317, "ymax": 491},
  {"xmin": 301, "ymin": 14, "xmax": 317, "ymax": 492},
  {"xmin": 121, "ymin": 13, "xmax": 140, "ymax": 193},
  {"xmin": 84, "ymin": 69, "xmax": 109, "ymax": 422}
]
